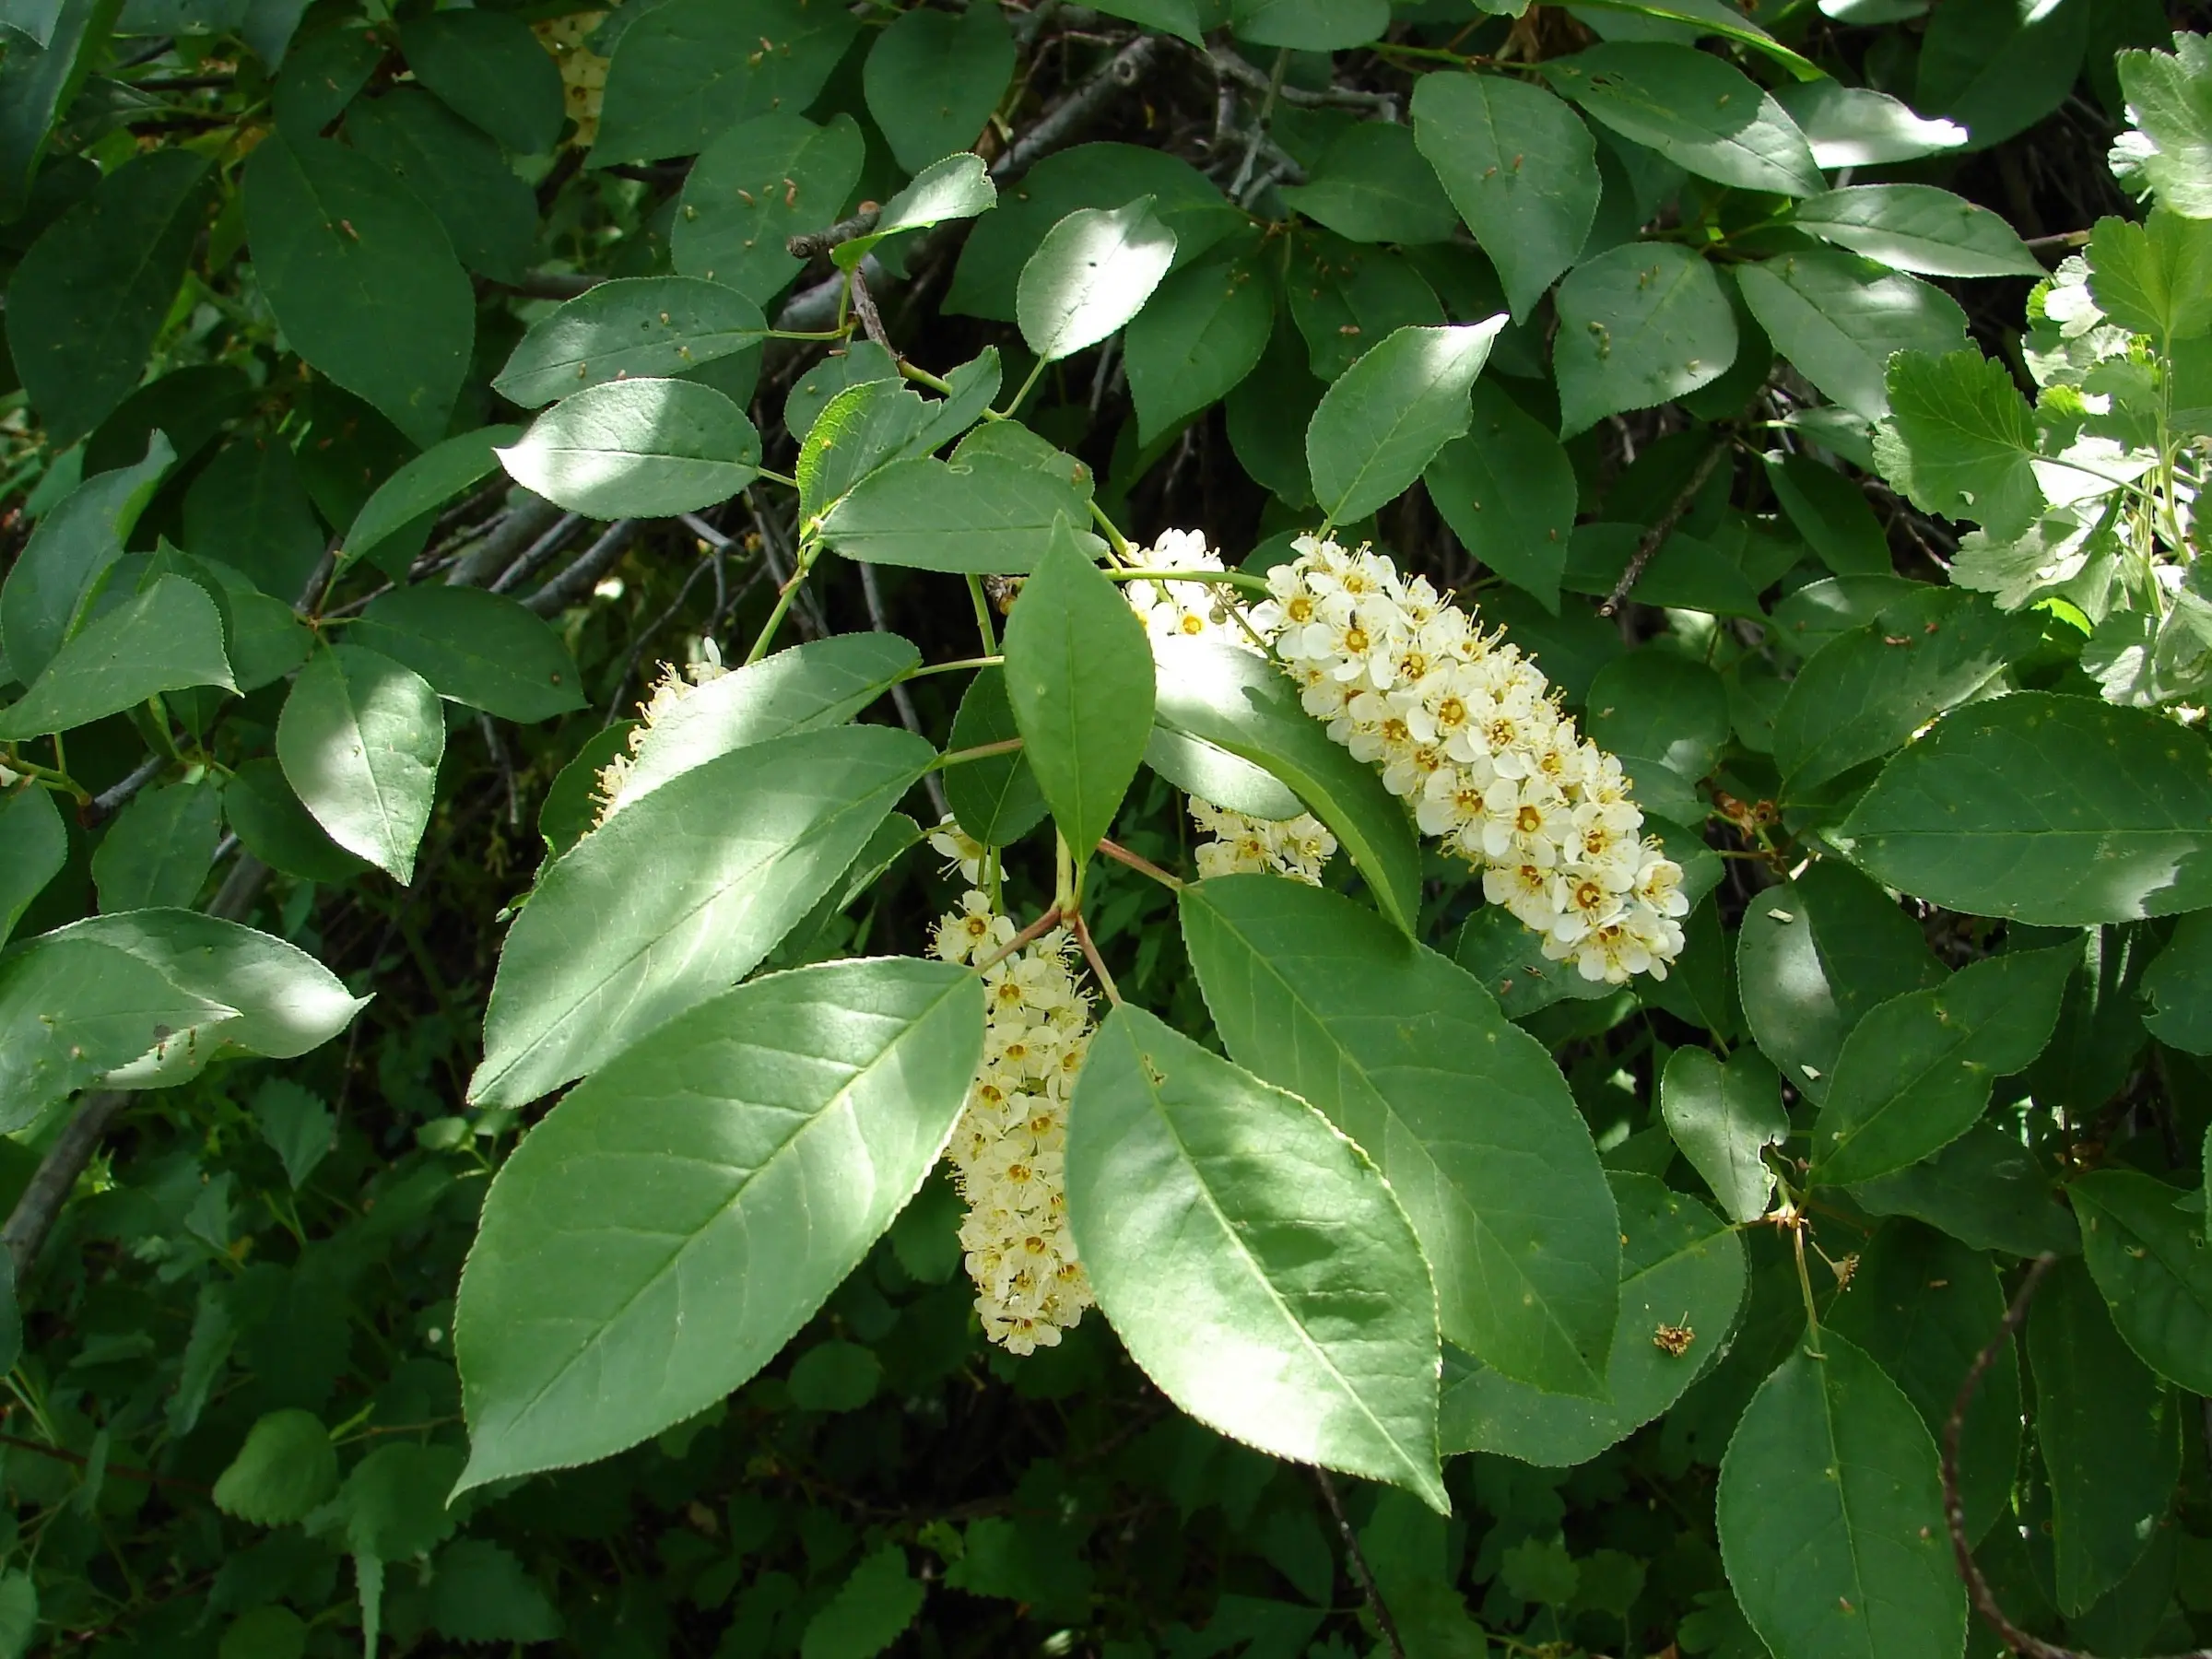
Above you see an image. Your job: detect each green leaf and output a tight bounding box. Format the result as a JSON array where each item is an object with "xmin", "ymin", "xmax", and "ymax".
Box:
[
  {"xmin": 271, "ymin": 22, "xmax": 380, "ymax": 138},
  {"xmin": 213, "ymin": 1410, "xmax": 338, "ymax": 1526},
  {"xmin": 1838, "ymin": 691, "xmax": 2212, "ymax": 924},
  {"xmin": 1916, "ymin": 0, "xmax": 2091, "ymax": 151},
  {"xmin": 92, "ymin": 779, "xmax": 219, "ymax": 912},
  {"xmin": 2072, "ymin": 1169, "xmax": 2212, "ymax": 1395},
  {"xmin": 2028, "ymin": 1257, "xmax": 2180, "ymax": 1616},
  {"xmin": 275, "ymin": 643, "xmax": 445, "ymax": 884},
  {"xmin": 1735, "ymin": 863, "xmax": 1946, "ymax": 1102},
  {"xmin": 1018, "ymin": 197, "xmax": 1178, "ymax": 365},
  {"xmin": 180, "ymin": 438, "xmax": 324, "ymax": 601},
  {"xmin": 1788, "ymin": 185, "xmax": 2043, "ymax": 279},
  {"xmin": 1411, "ymin": 72, "xmax": 1601, "ymax": 322},
  {"xmin": 2088, "ymin": 207, "xmax": 2212, "ymax": 346},
  {"xmin": 0, "ymin": 1572, "xmax": 30, "ymax": 1659},
  {"xmin": 5, "ymin": 149, "xmax": 210, "ymax": 446},
  {"xmin": 243, "ymin": 131, "xmax": 474, "ymax": 449},
  {"xmin": 795, "ymin": 381, "xmax": 934, "ymax": 523},
  {"xmin": 802, "ymin": 1546, "xmax": 924, "ymax": 1659},
  {"xmin": 830, "ymin": 152, "xmax": 998, "ymax": 272},
  {"xmin": 426, "ymin": 1540, "xmax": 563, "ymax": 1645},
  {"xmin": 944, "ymin": 665, "xmax": 1048, "ymax": 847},
  {"xmin": 1771, "ymin": 81, "xmax": 1968, "ymax": 168},
  {"xmin": 1717, "ymin": 1333, "xmax": 1965, "ymax": 1659},
  {"xmin": 0, "ymin": 786, "xmax": 65, "ymax": 946},
  {"xmin": 1307, "ymin": 321, "xmax": 1505, "ymax": 526},
  {"xmin": 1871, "ymin": 348, "xmax": 2043, "ymax": 542},
  {"xmin": 1454, "ymin": 902, "xmax": 1623, "ymax": 1018},
  {"xmin": 672, "ymin": 113, "xmax": 867, "ymax": 302},
  {"xmin": 1772, "ymin": 585, "xmax": 2040, "ymax": 794},
  {"xmin": 817, "ymin": 452, "xmax": 1101, "ymax": 573},
  {"xmin": 1824, "ymin": 1221, "xmax": 2019, "ymax": 1547},
  {"xmin": 1124, "ymin": 246, "xmax": 1275, "ymax": 444},
  {"xmin": 1849, "ymin": 1123, "xmax": 2078, "ymax": 1259},
  {"xmin": 351, "ymin": 586, "xmax": 585, "ymax": 724},
  {"xmin": 1149, "ymin": 641, "xmax": 1423, "ymax": 935},
  {"xmin": 345, "ymin": 87, "xmax": 539, "ymax": 285},
  {"xmin": 397, "ymin": 9, "xmax": 564, "ymax": 155},
  {"xmin": 1734, "ymin": 252, "xmax": 1967, "ymax": 421},
  {"xmin": 1584, "ymin": 649, "xmax": 1729, "ymax": 820},
  {"xmin": 0, "ymin": 0, "xmax": 119, "ymax": 218},
  {"xmin": 600, "ymin": 633, "xmax": 920, "ymax": 820},
  {"xmin": 1182, "ymin": 875, "xmax": 1622, "ymax": 1395},
  {"xmin": 1660, "ymin": 1047, "xmax": 1785, "ymax": 1224},
  {"xmin": 0, "ymin": 431, "xmax": 172, "ymax": 684},
  {"xmin": 469, "ymin": 724, "xmax": 934, "ymax": 1106},
  {"xmin": 592, "ymin": 0, "xmax": 858, "ymax": 164},
  {"xmin": 1066, "ymin": 1002, "xmax": 1447, "ymax": 1512},
  {"xmin": 1002, "ymin": 527, "xmax": 1155, "ymax": 862},
  {"xmin": 2139, "ymin": 909, "xmax": 2212, "ymax": 1052},
  {"xmin": 456, "ymin": 957, "xmax": 981, "ymax": 1486},
  {"xmin": 1286, "ymin": 235, "xmax": 1446, "ymax": 381},
  {"xmin": 1440, "ymin": 1174, "xmax": 1746, "ymax": 1465},
  {"xmin": 784, "ymin": 341, "xmax": 900, "ymax": 444},
  {"xmin": 497, "ymin": 379, "xmax": 761, "ymax": 518},
  {"xmin": 862, "ymin": 1, "xmax": 1012, "ymax": 175},
  {"xmin": 251, "ymin": 1076, "xmax": 334, "ymax": 1191},
  {"xmin": 1279, "ymin": 121, "xmax": 1457, "ymax": 246},
  {"xmin": 340, "ymin": 425, "xmax": 522, "ymax": 576},
  {"xmin": 2112, "ymin": 34, "xmax": 2212, "ymax": 218},
  {"xmin": 1764, "ymin": 453, "xmax": 1891, "ymax": 578},
  {"xmin": 1544, "ymin": 43, "xmax": 1823, "ymax": 197},
  {"xmin": 0, "ymin": 574, "xmax": 234, "ymax": 741},
  {"xmin": 495, "ymin": 278, "xmax": 766, "ymax": 411},
  {"xmin": 221, "ymin": 757, "xmax": 368, "ymax": 884},
  {"xmin": 787, "ymin": 1339, "xmax": 881, "ymax": 1412},
  {"xmin": 1422, "ymin": 383, "xmax": 1576, "ymax": 612},
  {"xmin": 1809, "ymin": 945, "xmax": 2075, "ymax": 1187},
  {"xmin": 333, "ymin": 1441, "xmax": 465, "ymax": 1560},
  {"xmin": 1552, "ymin": 242, "xmax": 1737, "ymax": 436}
]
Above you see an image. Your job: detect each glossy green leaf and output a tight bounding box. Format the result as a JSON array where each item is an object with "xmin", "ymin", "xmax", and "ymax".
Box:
[
  {"xmin": 0, "ymin": 574, "xmax": 234, "ymax": 741},
  {"xmin": 2073, "ymin": 1169, "xmax": 2212, "ymax": 1395},
  {"xmin": 1018, "ymin": 197, "xmax": 1178, "ymax": 365},
  {"xmin": 456, "ymin": 957, "xmax": 981, "ymax": 1487},
  {"xmin": 795, "ymin": 381, "xmax": 934, "ymax": 523},
  {"xmin": 602, "ymin": 633, "xmax": 919, "ymax": 820},
  {"xmin": 1066, "ymin": 1002, "xmax": 1446, "ymax": 1512},
  {"xmin": 1810, "ymin": 945, "xmax": 2073, "ymax": 1186},
  {"xmin": 817, "ymin": 453, "xmax": 1100, "ymax": 574},
  {"xmin": 1872, "ymin": 348, "xmax": 2044, "ymax": 542},
  {"xmin": 1584, "ymin": 649, "xmax": 1729, "ymax": 819},
  {"xmin": 1411, "ymin": 72, "xmax": 1600, "ymax": 320},
  {"xmin": 275, "ymin": 644, "xmax": 445, "ymax": 884},
  {"xmin": 1308, "ymin": 321, "xmax": 1504, "ymax": 526},
  {"xmin": 672, "ymin": 113, "xmax": 866, "ymax": 302},
  {"xmin": 2029, "ymin": 1258, "xmax": 2179, "ymax": 1616},
  {"xmin": 1771, "ymin": 82, "xmax": 1968, "ymax": 168},
  {"xmin": 222, "ymin": 757, "xmax": 368, "ymax": 884},
  {"xmin": 351, "ymin": 586, "xmax": 585, "ymax": 724},
  {"xmin": 2088, "ymin": 207, "xmax": 2212, "ymax": 346},
  {"xmin": 92, "ymin": 780, "xmax": 218, "ymax": 912},
  {"xmin": 2112, "ymin": 34, "xmax": 2212, "ymax": 218},
  {"xmin": 1825, "ymin": 1221, "xmax": 2019, "ymax": 1546},
  {"xmin": 180, "ymin": 438, "xmax": 324, "ymax": 601},
  {"xmin": 340, "ymin": 426, "xmax": 522, "ymax": 575},
  {"xmin": 1002, "ymin": 528, "xmax": 1155, "ymax": 862},
  {"xmin": 1916, "ymin": 0, "xmax": 2091, "ymax": 151},
  {"xmin": 1149, "ymin": 641, "xmax": 1423, "ymax": 935},
  {"xmin": 1182, "ymin": 875, "xmax": 1621, "ymax": 1395},
  {"xmin": 6, "ymin": 149, "xmax": 210, "ymax": 446},
  {"xmin": 1123, "ymin": 247, "xmax": 1275, "ymax": 444},
  {"xmin": 1717, "ymin": 1333, "xmax": 1965, "ymax": 1659},
  {"xmin": 470, "ymin": 724, "xmax": 934, "ymax": 1106},
  {"xmin": 1838, "ymin": 692, "xmax": 2212, "ymax": 924},
  {"xmin": 1764, "ymin": 453, "xmax": 1891, "ymax": 578},
  {"xmin": 1772, "ymin": 586, "xmax": 2040, "ymax": 794},
  {"xmin": 0, "ymin": 432, "xmax": 172, "ymax": 684},
  {"xmin": 1735, "ymin": 863, "xmax": 1946, "ymax": 1101},
  {"xmin": 1789, "ymin": 185, "xmax": 2042, "ymax": 278},
  {"xmin": 830, "ymin": 152, "xmax": 998, "ymax": 272},
  {"xmin": 345, "ymin": 87, "xmax": 538, "ymax": 285},
  {"xmin": 1544, "ymin": 43, "xmax": 1823, "ymax": 197},
  {"xmin": 1553, "ymin": 242, "xmax": 1736, "ymax": 436},
  {"xmin": 495, "ymin": 278, "xmax": 766, "ymax": 411},
  {"xmin": 398, "ymin": 9, "xmax": 564, "ymax": 155},
  {"xmin": 1286, "ymin": 235, "xmax": 1446, "ymax": 381},
  {"xmin": 1734, "ymin": 251, "xmax": 1967, "ymax": 420},
  {"xmin": 1660, "ymin": 1047, "xmax": 1784, "ymax": 1224},
  {"xmin": 1279, "ymin": 122, "xmax": 1457, "ymax": 246},
  {"xmin": 1441, "ymin": 1175, "xmax": 1746, "ymax": 1465},
  {"xmin": 243, "ymin": 132, "xmax": 474, "ymax": 449},
  {"xmin": 2139, "ymin": 909, "xmax": 2212, "ymax": 1053},
  {"xmin": 498, "ymin": 379, "xmax": 760, "ymax": 518},
  {"xmin": 1422, "ymin": 383, "xmax": 1576, "ymax": 612},
  {"xmin": 591, "ymin": 0, "xmax": 859, "ymax": 165},
  {"xmin": 0, "ymin": 785, "xmax": 65, "ymax": 946},
  {"xmin": 214, "ymin": 1409, "xmax": 339, "ymax": 1526},
  {"xmin": 943, "ymin": 665, "xmax": 1047, "ymax": 847},
  {"xmin": 862, "ymin": 1, "xmax": 1012, "ymax": 175},
  {"xmin": 1849, "ymin": 1123, "xmax": 2078, "ymax": 1259}
]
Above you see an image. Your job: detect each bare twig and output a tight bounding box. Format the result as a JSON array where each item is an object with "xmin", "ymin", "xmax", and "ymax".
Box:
[
  {"xmin": 1096, "ymin": 838, "xmax": 1183, "ymax": 889},
  {"xmin": 860, "ymin": 562, "xmax": 949, "ymax": 818},
  {"xmin": 1599, "ymin": 440, "xmax": 1730, "ymax": 618},
  {"xmin": 448, "ymin": 497, "xmax": 565, "ymax": 588},
  {"xmin": 1313, "ymin": 1468, "xmax": 1407, "ymax": 1659},
  {"xmin": 87, "ymin": 755, "xmax": 165, "ymax": 825},
  {"xmin": 524, "ymin": 519, "xmax": 641, "ymax": 617},
  {"xmin": 488, "ymin": 512, "xmax": 584, "ymax": 594},
  {"xmin": 848, "ymin": 265, "xmax": 894, "ymax": 353},
  {"xmin": 1206, "ymin": 42, "xmax": 1400, "ymax": 120},
  {"xmin": 1069, "ymin": 909, "xmax": 1121, "ymax": 1005},
  {"xmin": 478, "ymin": 713, "xmax": 521, "ymax": 830},
  {"xmin": 0, "ymin": 1429, "xmax": 209, "ymax": 1496},
  {"xmin": 786, "ymin": 203, "xmax": 881, "ymax": 260},
  {"xmin": 971, "ymin": 905, "xmax": 1065, "ymax": 973}
]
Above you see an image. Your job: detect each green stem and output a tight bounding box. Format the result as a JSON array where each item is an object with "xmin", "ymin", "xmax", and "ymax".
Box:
[
  {"xmin": 1100, "ymin": 566, "xmax": 1271, "ymax": 594},
  {"xmin": 745, "ymin": 540, "xmax": 820, "ymax": 665},
  {"xmin": 1791, "ymin": 1219, "xmax": 1825, "ymax": 1358},
  {"xmin": 1088, "ymin": 499, "xmax": 1133, "ymax": 560},
  {"xmin": 966, "ymin": 575, "xmax": 999, "ymax": 653},
  {"xmin": 931, "ymin": 736, "xmax": 1023, "ymax": 771},
  {"xmin": 903, "ymin": 654, "xmax": 1003, "ymax": 679},
  {"xmin": 1000, "ymin": 354, "xmax": 1049, "ymax": 419},
  {"xmin": 899, "ymin": 359, "xmax": 954, "ymax": 395},
  {"xmin": 753, "ymin": 466, "xmax": 799, "ymax": 490},
  {"xmin": 766, "ymin": 327, "xmax": 852, "ymax": 342}
]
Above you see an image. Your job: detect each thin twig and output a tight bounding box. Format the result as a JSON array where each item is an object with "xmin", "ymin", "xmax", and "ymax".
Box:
[
  {"xmin": 1313, "ymin": 1468, "xmax": 1407, "ymax": 1659},
  {"xmin": 860, "ymin": 563, "xmax": 949, "ymax": 818},
  {"xmin": 524, "ymin": 519, "xmax": 641, "ymax": 617},
  {"xmin": 0, "ymin": 1430, "xmax": 209, "ymax": 1496},
  {"xmin": 477, "ymin": 714, "xmax": 521, "ymax": 830},
  {"xmin": 1070, "ymin": 910, "xmax": 1121, "ymax": 1005},
  {"xmin": 448, "ymin": 497, "xmax": 565, "ymax": 588},
  {"xmin": 87, "ymin": 755, "xmax": 165, "ymax": 825},
  {"xmin": 1599, "ymin": 440, "xmax": 1730, "ymax": 618},
  {"xmin": 786, "ymin": 203, "xmax": 882, "ymax": 260},
  {"xmin": 849, "ymin": 265, "xmax": 894, "ymax": 354},
  {"xmin": 488, "ymin": 512, "xmax": 583, "ymax": 594},
  {"xmin": 971, "ymin": 905, "xmax": 1064, "ymax": 973},
  {"xmin": 1206, "ymin": 42, "xmax": 1400, "ymax": 119},
  {"xmin": 1097, "ymin": 838, "xmax": 1183, "ymax": 889}
]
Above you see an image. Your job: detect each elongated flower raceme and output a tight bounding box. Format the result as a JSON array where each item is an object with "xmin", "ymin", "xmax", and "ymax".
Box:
[
  {"xmin": 930, "ymin": 888, "xmax": 1096, "ymax": 1356},
  {"xmin": 1251, "ymin": 535, "xmax": 1687, "ymax": 983},
  {"xmin": 591, "ymin": 649, "xmax": 730, "ymax": 824}
]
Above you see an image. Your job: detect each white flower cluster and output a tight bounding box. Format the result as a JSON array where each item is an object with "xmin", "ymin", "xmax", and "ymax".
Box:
[
  {"xmin": 1188, "ymin": 798, "xmax": 1335, "ymax": 884},
  {"xmin": 1253, "ymin": 535, "xmax": 1688, "ymax": 983},
  {"xmin": 592, "ymin": 651, "xmax": 729, "ymax": 821},
  {"xmin": 532, "ymin": 12, "xmax": 610, "ymax": 149},
  {"xmin": 929, "ymin": 890, "xmax": 1096, "ymax": 1356},
  {"xmin": 1123, "ymin": 527, "xmax": 1250, "ymax": 648}
]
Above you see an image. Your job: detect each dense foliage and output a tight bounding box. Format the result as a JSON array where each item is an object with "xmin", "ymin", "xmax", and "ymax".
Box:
[{"xmin": 0, "ymin": 0, "xmax": 2208, "ymax": 1655}]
